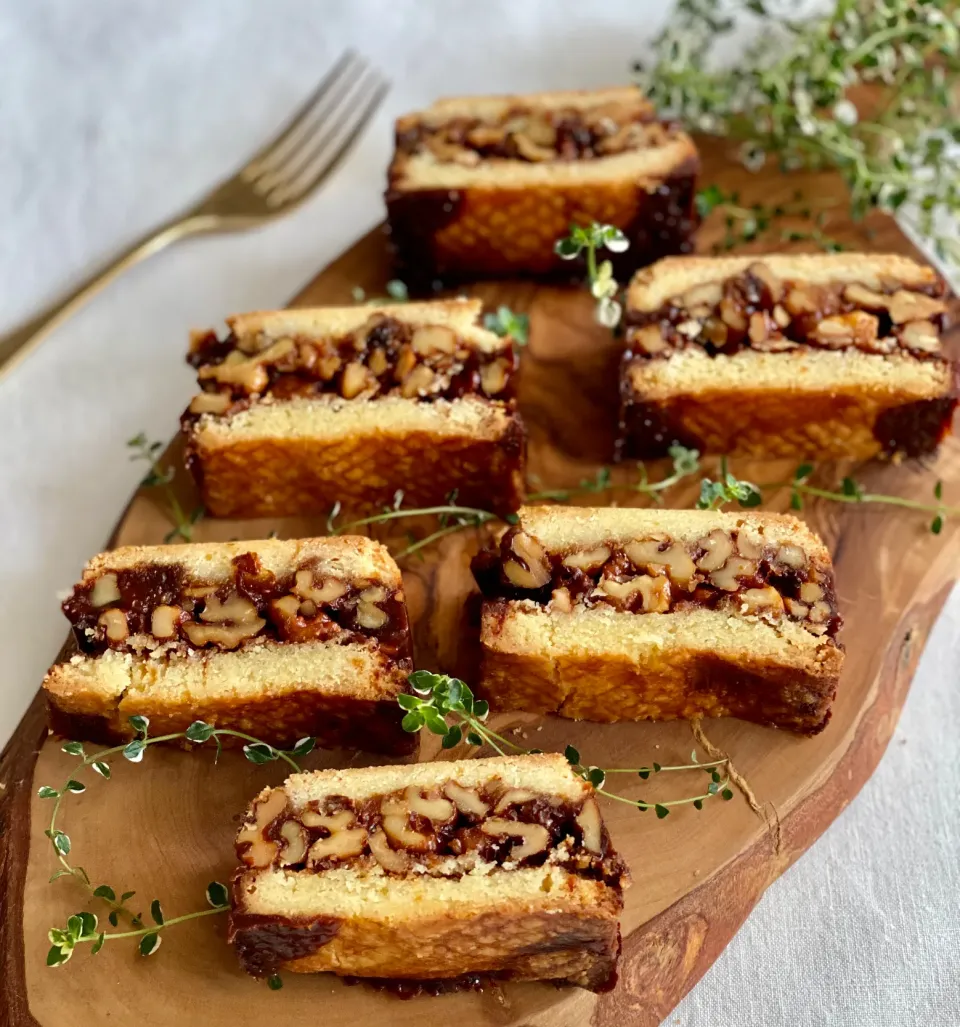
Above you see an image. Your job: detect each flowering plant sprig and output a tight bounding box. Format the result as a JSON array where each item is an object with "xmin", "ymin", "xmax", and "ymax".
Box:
[
  {"xmin": 636, "ymin": 1, "xmax": 960, "ymax": 266},
  {"xmin": 41, "ymin": 714, "xmax": 313, "ymax": 975},
  {"xmin": 483, "ymin": 305, "xmax": 530, "ymax": 346},
  {"xmin": 127, "ymin": 433, "xmax": 204, "ymax": 543},
  {"xmin": 555, "ymin": 223, "xmax": 630, "ymax": 327},
  {"xmin": 400, "ymin": 672, "xmax": 732, "ymax": 818}
]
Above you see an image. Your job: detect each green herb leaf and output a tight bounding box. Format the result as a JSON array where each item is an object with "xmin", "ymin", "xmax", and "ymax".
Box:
[
  {"xmin": 472, "ymin": 699, "xmax": 489, "ymax": 720},
  {"xmin": 708, "ymin": 781, "xmax": 719, "ymax": 795},
  {"xmin": 91, "ymin": 933, "xmax": 106, "ymax": 955},
  {"xmin": 401, "ymin": 711, "xmax": 423, "ymax": 733},
  {"xmin": 139, "ymin": 933, "xmax": 162, "ymax": 957},
  {"xmin": 93, "ymin": 885, "xmax": 116, "ymax": 901},
  {"xmin": 931, "ymin": 515, "xmax": 944, "ymax": 535},
  {"xmin": 185, "ymin": 720, "xmax": 215, "ymax": 743},
  {"xmin": 408, "ymin": 669, "xmax": 441, "ymax": 696},
  {"xmin": 564, "ymin": 745, "xmax": 580, "ymax": 766},
  {"xmin": 243, "ymin": 742, "xmax": 278, "ymax": 765},
  {"xmin": 122, "ymin": 739, "xmax": 145, "ymax": 763},
  {"xmin": 65, "ymin": 779, "xmax": 86, "ymax": 794},
  {"xmin": 654, "ymin": 804, "xmax": 670, "ymax": 819},
  {"xmin": 92, "ymin": 761, "xmax": 111, "ymax": 779},
  {"xmin": 396, "ymin": 693, "xmax": 421, "ymax": 711},
  {"xmin": 721, "ymin": 788, "xmax": 734, "ymax": 801},
  {"xmin": 385, "ymin": 279, "xmax": 409, "ymax": 301},
  {"xmin": 441, "ymin": 725, "xmax": 462, "ymax": 749},
  {"xmin": 206, "ymin": 881, "xmax": 230, "ymax": 908},
  {"xmin": 652, "ymin": 762, "xmax": 662, "ymax": 773},
  {"xmin": 794, "ymin": 463, "xmax": 814, "ymax": 482},
  {"xmin": 268, "ymin": 973, "xmax": 284, "ymax": 991},
  {"xmin": 466, "ymin": 731, "xmax": 484, "ymax": 746},
  {"xmin": 934, "ymin": 481, "xmax": 944, "ymax": 501},
  {"xmin": 586, "ymin": 767, "xmax": 606, "ymax": 788},
  {"xmin": 38, "ymin": 785, "xmax": 60, "ymax": 799},
  {"xmin": 108, "ymin": 912, "xmax": 119, "ymax": 927},
  {"xmin": 47, "ymin": 945, "xmax": 71, "ymax": 967},
  {"xmin": 637, "ymin": 768, "xmax": 650, "ymax": 780},
  {"xmin": 841, "ymin": 477, "xmax": 863, "ymax": 499},
  {"xmin": 693, "ymin": 799, "xmax": 704, "ymax": 811},
  {"xmin": 121, "ymin": 891, "xmax": 135, "ymax": 903},
  {"xmin": 66, "ymin": 915, "xmax": 83, "ymax": 941},
  {"xmin": 52, "ymin": 831, "xmax": 71, "ymax": 856},
  {"xmin": 77, "ymin": 912, "xmax": 98, "ymax": 939},
  {"xmin": 290, "ymin": 736, "xmax": 316, "ymax": 757},
  {"xmin": 61, "ymin": 741, "xmax": 85, "ymax": 757},
  {"xmin": 150, "ymin": 899, "xmax": 164, "ymax": 925}
]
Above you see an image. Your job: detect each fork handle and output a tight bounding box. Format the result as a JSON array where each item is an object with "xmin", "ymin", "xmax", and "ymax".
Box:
[{"xmin": 0, "ymin": 213, "xmax": 217, "ymax": 378}]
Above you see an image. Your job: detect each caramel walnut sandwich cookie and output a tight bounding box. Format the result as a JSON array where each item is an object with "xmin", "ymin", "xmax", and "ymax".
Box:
[
  {"xmin": 618, "ymin": 252, "xmax": 957, "ymax": 461},
  {"xmin": 43, "ymin": 536, "xmax": 416, "ymax": 754},
  {"xmin": 229, "ymin": 753, "xmax": 627, "ymax": 989},
  {"xmin": 386, "ymin": 86, "xmax": 699, "ymax": 289},
  {"xmin": 473, "ymin": 506, "xmax": 844, "ymax": 735},
  {"xmin": 182, "ymin": 298, "xmax": 525, "ymax": 518}
]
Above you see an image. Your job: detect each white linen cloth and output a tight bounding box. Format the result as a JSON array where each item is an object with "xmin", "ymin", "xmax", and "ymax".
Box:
[{"xmin": 1, "ymin": 2, "xmax": 957, "ymax": 1023}]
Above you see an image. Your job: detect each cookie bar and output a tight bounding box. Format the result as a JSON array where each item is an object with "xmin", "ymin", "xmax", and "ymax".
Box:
[
  {"xmin": 182, "ymin": 298, "xmax": 525, "ymax": 518},
  {"xmin": 386, "ymin": 87, "xmax": 699, "ymax": 289},
  {"xmin": 618, "ymin": 253, "xmax": 956, "ymax": 460},
  {"xmin": 473, "ymin": 506, "xmax": 844, "ymax": 735},
  {"xmin": 43, "ymin": 536, "xmax": 415, "ymax": 754},
  {"xmin": 229, "ymin": 753, "xmax": 627, "ymax": 989}
]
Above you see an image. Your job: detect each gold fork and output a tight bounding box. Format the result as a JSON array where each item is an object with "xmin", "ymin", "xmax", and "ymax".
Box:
[{"xmin": 0, "ymin": 51, "xmax": 388, "ymax": 378}]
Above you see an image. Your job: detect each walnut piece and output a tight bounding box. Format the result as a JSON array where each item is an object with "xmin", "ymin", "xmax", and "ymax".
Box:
[
  {"xmin": 98, "ymin": 609, "xmax": 128, "ymax": 642},
  {"xmin": 681, "ymin": 281, "xmax": 723, "ymax": 314},
  {"xmin": 624, "ymin": 539, "xmax": 696, "ymax": 589},
  {"xmin": 405, "ymin": 786, "xmax": 455, "ymax": 823},
  {"xmin": 368, "ymin": 827, "xmax": 409, "ymax": 872},
  {"xmin": 562, "ymin": 546, "xmax": 612, "ymax": 571},
  {"xmin": 740, "ymin": 586, "xmax": 784, "ymax": 616},
  {"xmin": 401, "ymin": 364, "xmax": 438, "ymax": 398},
  {"xmin": 900, "ymin": 320, "xmax": 940, "ymax": 353},
  {"xmin": 443, "ymin": 782, "xmax": 490, "ymax": 817},
  {"xmin": 150, "ymin": 605, "xmax": 182, "ymax": 640},
  {"xmin": 341, "ymin": 361, "xmax": 374, "ymax": 399},
  {"xmin": 887, "ymin": 290, "xmax": 946, "ymax": 325},
  {"xmin": 632, "ymin": 325, "xmax": 668, "ymax": 355},
  {"xmin": 304, "ymin": 810, "xmax": 368, "ymax": 864},
  {"xmin": 278, "ymin": 820, "xmax": 308, "ymax": 866},
  {"xmin": 411, "ymin": 325, "xmax": 458, "ymax": 356},
  {"xmin": 709, "ymin": 556, "xmax": 756, "ymax": 591},
  {"xmin": 237, "ymin": 789, "xmax": 288, "ymax": 868},
  {"xmin": 696, "ymin": 529, "xmax": 734, "ymax": 572},
  {"xmin": 480, "ymin": 819, "xmax": 550, "ymax": 861},
  {"xmin": 90, "ymin": 573, "xmax": 121, "ymax": 608},
  {"xmin": 294, "ymin": 570, "xmax": 347, "ymax": 605},
  {"xmin": 503, "ymin": 531, "xmax": 552, "ymax": 589},
  {"xmin": 494, "ymin": 788, "xmax": 537, "ymax": 812},
  {"xmin": 550, "ymin": 586, "xmax": 573, "ymax": 613},
  {"xmin": 189, "ymin": 392, "xmax": 233, "ymax": 415},
  {"xmin": 480, "ymin": 359, "xmax": 510, "ymax": 396},
  {"xmin": 576, "ymin": 798, "xmax": 603, "ymax": 855}
]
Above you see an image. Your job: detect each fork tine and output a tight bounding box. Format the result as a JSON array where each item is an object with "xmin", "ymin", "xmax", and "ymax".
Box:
[
  {"xmin": 258, "ymin": 69, "xmax": 380, "ymax": 191},
  {"xmin": 242, "ymin": 50, "xmax": 362, "ymax": 178},
  {"xmin": 262, "ymin": 76, "xmax": 388, "ymax": 208}
]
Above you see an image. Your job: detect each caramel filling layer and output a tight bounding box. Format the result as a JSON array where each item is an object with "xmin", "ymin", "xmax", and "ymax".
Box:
[
  {"xmin": 237, "ymin": 780, "xmax": 623, "ymax": 888},
  {"xmin": 626, "ymin": 262, "xmax": 949, "ymax": 362},
  {"xmin": 397, "ymin": 102, "xmax": 677, "ymax": 166},
  {"xmin": 63, "ymin": 552, "xmax": 410, "ymax": 658},
  {"xmin": 472, "ymin": 526, "xmax": 840, "ymax": 639},
  {"xmin": 185, "ymin": 313, "xmax": 516, "ymax": 420}
]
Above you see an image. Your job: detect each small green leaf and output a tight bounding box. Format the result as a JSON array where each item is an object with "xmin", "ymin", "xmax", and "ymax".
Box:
[
  {"xmin": 472, "ymin": 699, "xmax": 489, "ymax": 720},
  {"xmin": 108, "ymin": 912, "xmax": 119, "ymax": 927},
  {"xmin": 794, "ymin": 463, "xmax": 814, "ymax": 481},
  {"xmin": 38, "ymin": 785, "xmax": 60, "ymax": 799},
  {"xmin": 290, "ymin": 737, "xmax": 316, "ymax": 757},
  {"xmin": 841, "ymin": 477, "xmax": 863, "ymax": 499},
  {"xmin": 441, "ymin": 725, "xmax": 462, "ymax": 750},
  {"xmin": 445, "ymin": 678, "xmax": 463, "ymax": 709},
  {"xmin": 48, "ymin": 928, "xmax": 68, "ymax": 945},
  {"xmin": 554, "ymin": 236, "xmax": 582, "ymax": 259},
  {"xmin": 46, "ymin": 945, "xmax": 70, "ymax": 967},
  {"xmin": 693, "ymin": 799, "xmax": 704, "ymax": 811},
  {"xmin": 396, "ymin": 693, "xmax": 420, "ymax": 711},
  {"xmin": 206, "ymin": 881, "xmax": 229, "ymax": 908},
  {"xmin": 528, "ymin": 748, "xmax": 543, "ymax": 754},
  {"xmin": 564, "ymin": 745, "xmax": 580, "ymax": 766},
  {"xmin": 385, "ymin": 279, "xmax": 408, "ymax": 301},
  {"xmin": 139, "ymin": 932, "xmax": 162, "ymax": 957},
  {"xmin": 711, "ymin": 769, "xmax": 722, "ymax": 783},
  {"xmin": 695, "ymin": 184, "xmax": 726, "ymax": 218},
  {"xmin": 267, "ymin": 973, "xmax": 284, "ymax": 991},
  {"xmin": 91, "ymin": 933, "xmax": 106, "ymax": 955},
  {"xmin": 77, "ymin": 912, "xmax": 98, "ymax": 939},
  {"xmin": 654, "ymin": 804, "xmax": 670, "ymax": 819},
  {"xmin": 934, "ymin": 481, "xmax": 943, "ymax": 500},
  {"xmin": 586, "ymin": 767, "xmax": 606, "ymax": 788},
  {"xmin": 243, "ymin": 742, "xmax": 278, "ymax": 765},
  {"xmin": 52, "ymin": 831, "xmax": 71, "ymax": 856},
  {"xmin": 150, "ymin": 899, "xmax": 165, "ymax": 926},
  {"xmin": 67, "ymin": 915, "xmax": 83, "ymax": 941},
  {"xmin": 49, "ymin": 869, "xmax": 73, "ymax": 883},
  {"xmin": 121, "ymin": 891, "xmax": 135, "ymax": 903},
  {"xmin": 185, "ymin": 720, "xmax": 215, "ymax": 743},
  {"xmin": 122, "ymin": 739, "xmax": 146, "ymax": 763},
  {"xmin": 401, "ymin": 711, "xmax": 423, "ymax": 733},
  {"xmin": 422, "ymin": 710, "xmax": 449, "ymax": 736},
  {"xmin": 92, "ymin": 761, "xmax": 111, "ymax": 779},
  {"xmin": 721, "ymin": 788, "xmax": 734, "ymax": 801},
  {"xmin": 128, "ymin": 714, "xmax": 150, "ymax": 735},
  {"xmin": 708, "ymin": 782, "xmax": 719, "ymax": 795},
  {"xmin": 466, "ymin": 731, "xmax": 484, "ymax": 746},
  {"xmin": 931, "ymin": 515, "xmax": 944, "ymax": 535},
  {"xmin": 652, "ymin": 762, "xmax": 661, "ymax": 773},
  {"xmin": 61, "ymin": 741, "xmax": 85, "ymax": 757},
  {"xmin": 790, "ymin": 491, "xmax": 803, "ymax": 511},
  {"xmin": 408, "ymin": 669, "xmax": 441, "ymax": 696},
  {"xmin": 93, "ymin": 885, "xmax": 116, "ymax": 901},
  {"xmin": 65, "ymin": 779, "xmax": 86, "ymax": 794},
  {"xmin": 636, "ymin": 800, "xmax": 649, "ymax": 812},
  {"xmin": 637, "ymin": 768, "xmax": 650, "ymax": 780}
]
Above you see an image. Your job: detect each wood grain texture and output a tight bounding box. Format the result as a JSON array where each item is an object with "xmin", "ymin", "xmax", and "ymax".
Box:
[{"xmin": 3, "ymin": 137, "xmax": 959, "ymax": 1027}]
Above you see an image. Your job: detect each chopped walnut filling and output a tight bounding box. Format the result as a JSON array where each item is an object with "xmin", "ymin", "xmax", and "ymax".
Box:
[
  {"xmin": 472, "ymin": 527, "xmax": 840, "ymax": 639},
  {"xmin": 237, "ymin": 779, "xmax": 622, "ymax": 886},
  {"xmin": 396, "ymin": 102, "xmax": 673, "ymax": 166},
  {"xmin": 626, "ymin": 262, "xmax": 949, "ymax": 361},
  {"xmin": 185, "ymin": 313, "xmax": 516, "ymax": 418},
  {"xmin": 62, "ymin": 552, "xmax": 410, "ymax": 658}
]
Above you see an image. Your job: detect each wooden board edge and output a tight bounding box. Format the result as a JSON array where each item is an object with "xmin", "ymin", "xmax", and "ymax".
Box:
[{"xmin": 592, "ymin": 578, "xmax": 952, "ymax": 1026}]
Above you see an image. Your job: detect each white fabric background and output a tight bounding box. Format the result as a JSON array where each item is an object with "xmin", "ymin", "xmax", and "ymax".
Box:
[{"xmin": 1, "ymin": 2, "xmax": 957, "ymax": 1024}]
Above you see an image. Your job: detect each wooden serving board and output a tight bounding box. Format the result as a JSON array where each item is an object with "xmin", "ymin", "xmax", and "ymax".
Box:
[{"xmin": 3, "ymin": 138, "xmax": 959, "ymax": 1027}]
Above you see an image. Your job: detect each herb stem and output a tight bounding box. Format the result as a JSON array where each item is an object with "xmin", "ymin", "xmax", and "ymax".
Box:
[
  {"xmin": 336, "ymin": 505, "xmax": 497, "ymax": 533},
  {"xmin": 85, "ymin": 907, "xmax": 228, "ymax": 945},
  {"xmin": 394, "ymin": 524, "xmax": 468, "ymax": 561},
  {"xmin": 598, "ymin": 777, "xmax": 730, "ymax": 810},
  {"xmin": 762, "ymin": 482, "xmax": 960, "ymax": 518},
  {"xmin": 602, "ymin": 759, "xmax": 728, "ymax": 774}
]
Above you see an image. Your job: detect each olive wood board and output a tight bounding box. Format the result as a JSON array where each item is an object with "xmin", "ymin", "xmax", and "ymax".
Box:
[{"xmin": 2, "ymin": 137, "xmax": 959, "ymax": 1027}]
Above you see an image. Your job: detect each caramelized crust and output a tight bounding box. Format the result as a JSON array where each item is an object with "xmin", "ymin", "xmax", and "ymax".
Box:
[
  {"xmin": 229, "ymin": 755, "xmax": 626, "ymax": 989},
  {"xmin": 386, "ymin": 87, "xmax": 699, "ymax": 290},
  {"xmin": 474, "ymin": 507, "xmax": 844, "ymax": 735},
  {"xmin": 618, "ymin": 254, "xmax": 957, "ymax": 460}
]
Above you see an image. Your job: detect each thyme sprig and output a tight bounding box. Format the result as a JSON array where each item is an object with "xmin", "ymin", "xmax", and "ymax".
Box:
[
  {"xmin": 698, "ymin": 461, "xmax": 956, "ymax": 533},
  {"xmin": 555, "ymin": 223, "xmax": 630, "ymax": 327},
  {"xmin": 527, "ymin": 444, "xmax": 701, "ymax": 504},
  {"xmin": 127, "ymin": 433, "xmax": 204, "ymax": 543},
  {"xmin": 42, "ymin": 715, "xmax": 315, "ymax": 968},
  {"xmin": 695, "ymin": 184, "xmax": 846, "ymax": 254},
  {"xmin": 484, "ymin": 305, "xmax": 530, "ymax": 346},
  {"xmin": 400, "ymin": 672, "xmax": 732, "ymax": 819},
  {"xmin": 637, "ymin": 1, "xmax": 960, "ymax": 267}
]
